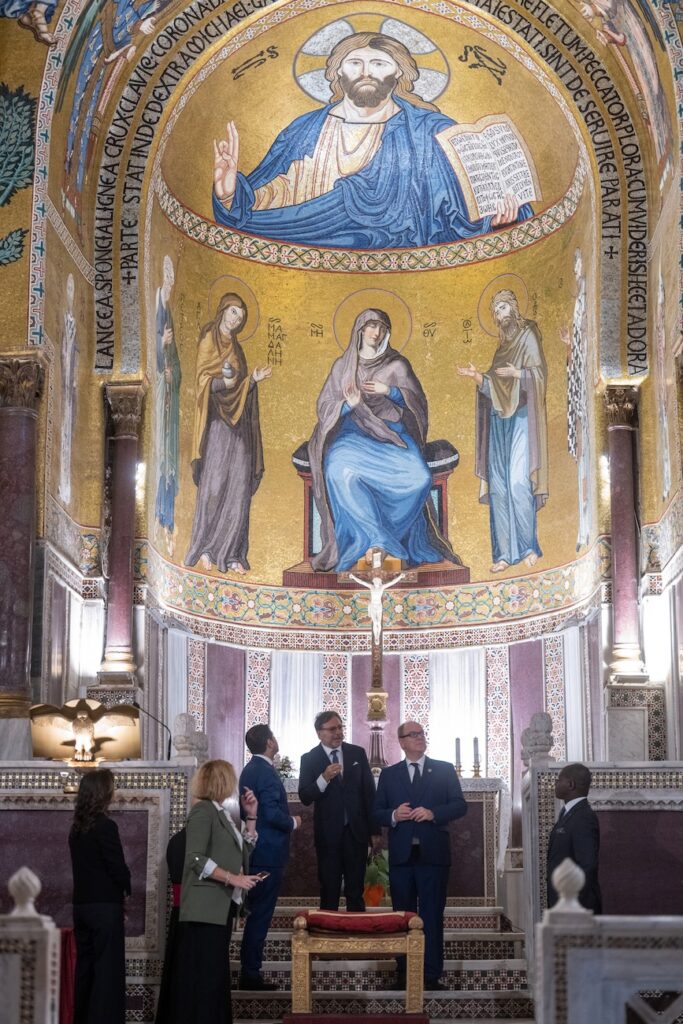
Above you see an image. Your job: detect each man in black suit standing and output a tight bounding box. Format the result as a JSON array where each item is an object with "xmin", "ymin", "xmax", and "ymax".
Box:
[
  {"xmin": 374, "ymin": 721, "xmax": 467, "ymax": 990},
  {"xmin": 547, "ymin": 762, "xmax": 601, "ymax": 912},
  {"xmin": 298, "ymin": 711, "xmax": 379, "ymax": 911}
]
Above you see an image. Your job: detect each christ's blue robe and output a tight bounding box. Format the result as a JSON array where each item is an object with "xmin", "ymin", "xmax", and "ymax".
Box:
[
  {"xmin": 323, "ymin": 389, "xmax": 442, "ymax": 571},
  {"xmin": 213, "ymin": 98, "xmax": 533, "ymax": 249},
  {"xmin": 0, "ymin": 1, "xmax": 56, "ymax": 16}
]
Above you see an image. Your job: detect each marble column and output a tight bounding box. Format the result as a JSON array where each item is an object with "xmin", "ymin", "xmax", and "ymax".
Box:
[
  {"xmin": 0, "ymin": 358, "xmax": 44, "ymax": 756},
  {"xmin": 99, "ymin": 382, "xmax": 145, "ymax": 683},
  {"xmin": 604, "ymin": 385, "xmax": 646, "ymax": 680}
]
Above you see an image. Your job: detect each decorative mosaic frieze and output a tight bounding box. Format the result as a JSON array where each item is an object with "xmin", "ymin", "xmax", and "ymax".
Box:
[
  {"xmin": 146, "ymin": 543, "xmax": 602, "ymax": 635},
  {"xmin": 401, "ymin": 655, "xmax": 429, "ymax": 736},
  {"xmin": 485, "ymin": 647, "xmax": 511, "ymax": 785},
  {"xmin": 144, "ymin": 584, "xmax": 602, "ymax": 653},
  {"xmin": 642, "ymin": 490, "xmax": 683, "ymax": 579},
  {"xmin": 321, "ymin": 653, "xmax": 349, "ymax": 722},
  {"xmin": 45, "ymin": 498, "xmax": 101, "ymax": 578},
  {"xmin": 543, "ymin": 635, "xmax": 566, "ymax": 761},
  {"xmin": 608, "ymin": 685, "xmax": 666, "ymax": 761},
  {"xmin": 155, "ymin": 158, "xmax": 587, "ymax": 274},
  {"xmin": 186, "ymin": 639, "xmax": 206, "ymax": 730}
]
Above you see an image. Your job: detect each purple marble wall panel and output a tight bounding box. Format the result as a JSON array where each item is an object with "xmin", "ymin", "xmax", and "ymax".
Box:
[
  {"xmin": 351, "ymin": 653, "xmax": 401, "ymax": 765},
  {"xmin": 48, "ymin": 580, "xmax": 67, "ymax": 706},
  {"xmin": 206, "ymin": 643, "xmax": 246, "ymax": 772},
  {"xmin": 447, "ymin": 801, "xmax": 484, "ymax": 897},
  {"xmin": 598, "ymin": 808, "xmax": 683, "ymax": 914},
  {"xmin": 509, "ymin": 639, "xmax": 544, "ymax": 845},
  {"xmin": 0, "ymin": 808, "xmax": 148, "ymax": 934},
  {"xmin": 280, "ymin": 797, "xmax": 487, "ymax": 900}
]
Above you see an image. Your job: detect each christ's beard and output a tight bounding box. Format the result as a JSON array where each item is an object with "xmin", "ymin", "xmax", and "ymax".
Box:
[
  {"xmin": 497, "ymin": 314, "xmax": 520, "ymax": 341},
  {"xmin": 340, "ymin": 71, "xmax": 398, "ymax": 108}
]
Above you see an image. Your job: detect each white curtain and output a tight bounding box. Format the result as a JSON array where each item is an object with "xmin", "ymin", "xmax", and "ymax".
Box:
[
  {"xmin": 428, "ymin": 649, "xmax": 486, "ymax": 771},
  {"xmin": 166, "ymin": 629, "xmax": 188, "ymax": 738},
  {"xmin": 270, "ymin": 651, "xmax": 323, "ymax": 773},
  {"xmin": 564, "ymin": 626, "xmax": 585, "ymax": 760}
]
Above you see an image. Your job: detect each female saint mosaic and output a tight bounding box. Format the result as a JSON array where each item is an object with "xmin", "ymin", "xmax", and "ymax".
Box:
[
  {"xmin": 185, "ymin": 293, "xmax": 271, "ymax": 574},
  {"xmin": 308, "ymin": 308, "xmax": 460, "ymax": 572}
]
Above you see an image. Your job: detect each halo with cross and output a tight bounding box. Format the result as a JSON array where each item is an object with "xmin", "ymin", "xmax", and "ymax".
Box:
[{"xmin": 294, "ymin": 14, "xmax": 450, "ymax": 105}]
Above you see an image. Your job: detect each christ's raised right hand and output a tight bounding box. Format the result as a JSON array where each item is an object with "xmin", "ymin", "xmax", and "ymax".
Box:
[{"xmin": 214, "ymin": 121, "xmax": 240, "ymax": 202}]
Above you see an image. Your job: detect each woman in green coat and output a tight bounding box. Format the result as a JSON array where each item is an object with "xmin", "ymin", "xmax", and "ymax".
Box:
[{"xmin": 170, "ymin": 759, "xmax": 262, "ymax": 1024}]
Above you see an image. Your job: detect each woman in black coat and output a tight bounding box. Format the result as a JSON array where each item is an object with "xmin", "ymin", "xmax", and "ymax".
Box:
[{"xmin": 69, "ymin": 768, "xmax": 131, "ymax": 1024}]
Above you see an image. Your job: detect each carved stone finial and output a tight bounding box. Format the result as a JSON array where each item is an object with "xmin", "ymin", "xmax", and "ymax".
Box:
[
  {"xmin": 604, "ymin": 385, "xmax": 639, "ymax": 428},
  {"xmin": 549, "ymin": 857, "xmax": 590, "ymax": 915},
  {"xmin": 521, "ymin": 711, "xmax": 554, "ymax": 767},
  {"xmin": 8, "ymin": 866, "xmax": 41, "ymax": 915},
  {"xmin": 0, "ymin": 359, "xmax": 44, "ymax": 411},
  {"xmin": 105, "ymin": 382, "xmax": 145, "ymax": 438}
]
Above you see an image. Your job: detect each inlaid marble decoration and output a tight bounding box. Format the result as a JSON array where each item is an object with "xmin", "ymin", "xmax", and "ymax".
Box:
[
  {"xmin": 321, "ymin": 653, "xmax": 350, "ymax": 722},
  {"xmin": 485, "ymin": 646, "xmax": 511, "ymax": 785},
  {"xmin": 245, "ymin": 649, "xmax": 272, "ymax": 733},
  {"xmin": 543, "ymin": 635, "xmax": 566, "ymax": 760},
  {"xmin": 401, "ymin": 654, "xmax": 430, "ymax": 738},
  {"xmin": 186, "ymin": 638, "xmax": 206, "ymax": 729}
]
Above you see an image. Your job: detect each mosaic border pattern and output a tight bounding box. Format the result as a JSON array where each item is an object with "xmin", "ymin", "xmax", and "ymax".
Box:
[
  {"xmin": 543, "ymin": 635, "xmax": 566, "ymax": 761},
  {"xmin": 27, "ymin": 0, "xmax": 82, "ymax": 348},
  {"xmin": 643, "ymin": 491, "xmax": 683, "ymax": 577},
  {"xmin": 145, "ymin": 583, "xmax": 602, "ymax": 652},
  {"xmin": 485, "ymin": 646, "xmax": 511, "ymax": 786},
  {"xmin": 45, "ymin": 498, "xmax": 101, "ymax": 578},
  {"xmin": 146, "ymin": 543, "xmax": 603, "ymax": 633},
  {"xmin": 154, "ymin": 158, "xmax": 587, "ymax": 274},
  {"xmin": 608, "ymin": 685, "xmax": 666, "ymax": 761},
  {"xmin": 46, "ymin": 196, "xmax": 95, "ymax": 284},
  {"xmin": 321, "ymin": 653, "xmax": 349, "ymax": 721}
]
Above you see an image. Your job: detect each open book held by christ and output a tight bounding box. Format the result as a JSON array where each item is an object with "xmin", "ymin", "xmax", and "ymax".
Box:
[{"xmin": 436, "ymin": 114, "xmax": 541, "ymax": 221}]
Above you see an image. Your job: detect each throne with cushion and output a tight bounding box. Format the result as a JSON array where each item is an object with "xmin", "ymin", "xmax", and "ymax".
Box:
[{"xmin": 282, "ymin": 439, "xmax": 470, "ymax": 588}]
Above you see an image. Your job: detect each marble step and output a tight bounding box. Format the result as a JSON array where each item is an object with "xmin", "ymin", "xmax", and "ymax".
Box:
[
  {"xmin": 232, "ymin": 988, "xmax": 534, "ymax": 1021},
  {"xmin": 232, "ymin": 958, "xmax": 528, "ymax": 992},
  {"xmin": 230, "ymin": 932, "xmax": 525, "ymax": 962}
]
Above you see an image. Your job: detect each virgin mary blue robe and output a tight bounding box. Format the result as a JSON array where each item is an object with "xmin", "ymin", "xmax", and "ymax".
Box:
[{"xmin": 213, "ymin": 97, "xmax": 533, "ymax": 249}]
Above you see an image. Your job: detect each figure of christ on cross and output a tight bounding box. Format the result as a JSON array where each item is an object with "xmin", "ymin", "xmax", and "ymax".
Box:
[{"xmin": 348, "ymin": 572, "xmax": 405, "ymax": 646}]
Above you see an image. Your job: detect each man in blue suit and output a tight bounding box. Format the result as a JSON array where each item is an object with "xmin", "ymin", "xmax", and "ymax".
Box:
[
  {"xmin": 374, "ymin": 721, "xmax": 467, "ymax": 990},
  {"xmin": 299, "ymin": 711, "xmax": 380, "ymax": 911},
  {"xmin": 238, "ymin": 724, "xmax": 301, "ymax": 990}
]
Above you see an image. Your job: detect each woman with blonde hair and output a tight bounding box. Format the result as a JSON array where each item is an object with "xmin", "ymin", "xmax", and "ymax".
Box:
[
  {"xmin": 170, "ymin": 759, "xmax": 262, "ymax": 1024},
  {"xmin": 184, "ymin": 293, "xmax": 271, "ymax": 575}
]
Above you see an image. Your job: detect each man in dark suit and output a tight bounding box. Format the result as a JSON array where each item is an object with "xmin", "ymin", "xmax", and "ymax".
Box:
[
  {"xmin": 298, "ymin": 711, "xmax": 379, "ymax": 911},
  {"xmin": 238, "ymin": 724, "xmax": 301, "ymax": 990},
  {"xmin": 374, "ymin": 721, "xmax": 467, "ymax": 990},
  {"xmin": 547, "ymin": 762, "xmax": 601, "ymax": 912}
]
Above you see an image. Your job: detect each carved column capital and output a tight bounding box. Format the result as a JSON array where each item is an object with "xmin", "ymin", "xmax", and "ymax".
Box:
[
  {"xmin": 604, "ymin": 385, "xmax": 639, "ymax": 428},
  {"xmin": 105, "ymin": 382, "xmax": 146, "ymax": 439},
  {"xmin": 0, "ymin": 359, "xmax": 44, "ymax": 411}
]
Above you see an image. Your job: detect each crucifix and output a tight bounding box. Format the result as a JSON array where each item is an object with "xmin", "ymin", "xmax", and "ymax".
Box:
[{"xmin": 349, "ymin": 570, "xmax": 405, "ymax": 769}]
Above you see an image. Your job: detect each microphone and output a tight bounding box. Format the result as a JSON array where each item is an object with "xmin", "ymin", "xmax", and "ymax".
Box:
[{"xmin": 132, "ymin": 701, "xmax": 172, "ymax": 760}]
